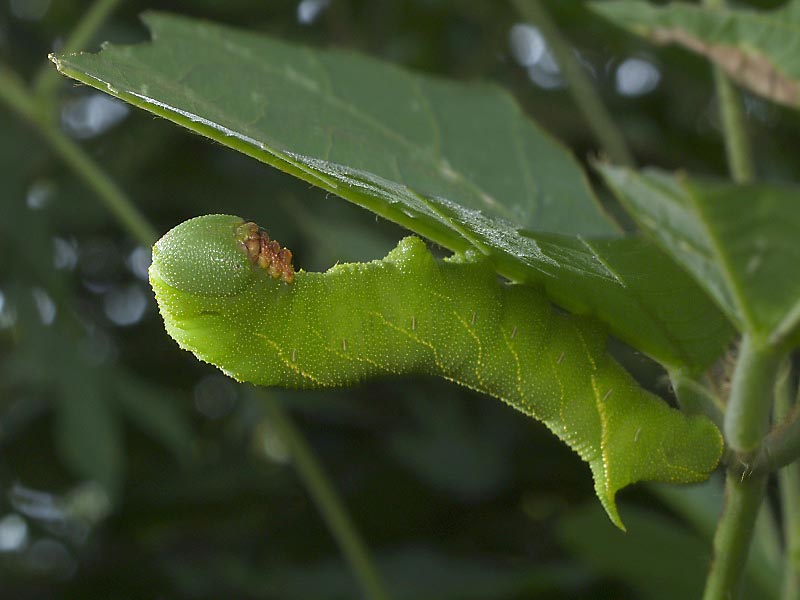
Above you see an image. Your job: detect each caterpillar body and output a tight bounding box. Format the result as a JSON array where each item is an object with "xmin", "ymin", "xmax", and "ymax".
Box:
[{"xmin": 149, "ymin": 214, "xmax": 722, "ymax": 528}]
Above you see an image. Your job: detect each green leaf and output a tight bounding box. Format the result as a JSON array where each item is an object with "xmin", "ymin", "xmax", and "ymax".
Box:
[
  {"xmin": 599, "ymin": 165, "xmax": 800, "ymax": 348},
  {"xmin": 52, "ymin": 13, "xmax": 733, "ymax": 369},
  {"xmin": 499, "ymin": 230, "xmax": 734, "ymax": 371},
  {"xmin": 591, "ymin": 0, "xmax": 800, "ymax": 108},
  {"xmin": 52, "ymin": 12, "xmax": 612, "ymax": 237}
]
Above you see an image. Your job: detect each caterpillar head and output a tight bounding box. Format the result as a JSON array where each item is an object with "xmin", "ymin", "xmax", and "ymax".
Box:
[{"xmin": 150, "ymin": 214, "xmax": 295, "ymax": 298}]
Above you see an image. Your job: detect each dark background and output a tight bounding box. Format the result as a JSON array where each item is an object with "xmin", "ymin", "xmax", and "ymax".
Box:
[{"xmin": 1, "ymin": 1, "xmax": 796, "ymax": 598}]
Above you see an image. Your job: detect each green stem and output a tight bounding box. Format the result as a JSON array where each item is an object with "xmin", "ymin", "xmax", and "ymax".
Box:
[
  {"xmin": 703, "ymin": 471, "xmax": 769, "ymax": 600},
  {"xmin": 0, "ymin": 65, "xmax": 157, "ymax": 247},
  {"xmin": 756, "ymin": 501, "xmax": 788, "ymax": 597},
  {"xmin": 262, "ymin": 396, "xmax": 392, "ymax": 600},
  {"xmin": 32, "ymin": 0, "xmax": 123, "ymax": 100},
  {"xmin": 713, "ymin": 68, "xmax": 754, "ymax": 184},
  {"xmin": 0, "ymin": 65, "xmax": 41, "ymax": 122},
  {"xmin": 511, "ymin": 0, "xmax": 634, "ymax": 166},
  {"xmin": 701, "ymin": 0, "xmax": 754, "ymax": 183},
  {"xmin": 776, "ymin": 362, "xmax": 800, "ymax": 600},
  {"xmin": 724, "ymin": 335, "xmax": 781, "ymax": 454},
  {"xmin": 780, "ymin": 461, "xmax": 800, "ymax": 600},
  {"xmin": 758, "ymin": 405, "xmax": 800, "ymax": 472},
  {"xmin": 704, "ymin": 335, "xmax": 782, "ymax": 600}
]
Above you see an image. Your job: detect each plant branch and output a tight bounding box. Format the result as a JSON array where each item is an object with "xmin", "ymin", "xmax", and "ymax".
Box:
[
  {"xmin": 704, "ymin": 334, "xmax": 781, "ymax": 600},
  {"xmin": 755, "ymin": 501, "xmax": 786, "ymax": 599},
  {"xmin": 0, "ymin": 65, "xmax": 41, "ymax": 122},
  {"xmin": 262, "ymin": 395, "xmax": 392, "ymax": 600},
  {"xmin": 32, "ymin": 0, "xmax": 122, "ymax": 100},
  {"xmin": 701, "ymin": 0, "xmax": 755, "ymax": 183},
  {"xmin": 777, "ymin": 361, "xmax": 800, "ymax": 600},
  {"xmin": 723, "ymin": 335, "xmax": 781, "ymax": 455},
  {"xmin": 756, "ymin": 405, "xmax": 800, "ymax": 473},
  {"xmin": 703, "ymin": 471, "xmax": 768, "ymax": 600},
  {"xmin": 712, "ymin": 67, "xmax": 754, "ymax": 184},
  {"xmin": 510, "ymin": 0, "xmax": 634, "ymax": 167},
  {"xmin": 0, "ymin": 65, "xmax": 157, "ymax": 247}
]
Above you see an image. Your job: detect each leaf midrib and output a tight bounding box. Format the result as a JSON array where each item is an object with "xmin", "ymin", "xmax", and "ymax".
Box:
[{"xmin": 682, "ymin": 182, "xmax": 756, "ymax": 336}]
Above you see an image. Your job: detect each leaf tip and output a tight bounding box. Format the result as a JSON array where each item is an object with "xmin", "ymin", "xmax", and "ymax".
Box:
[{"xmin": 48, "ymin": 52, "xmax": 62, "ymax": 71}]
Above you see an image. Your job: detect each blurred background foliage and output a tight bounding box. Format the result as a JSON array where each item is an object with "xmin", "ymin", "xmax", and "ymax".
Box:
[{"xmin": 0, "ymin": 1, "xmax": 797, "ymax": 598}]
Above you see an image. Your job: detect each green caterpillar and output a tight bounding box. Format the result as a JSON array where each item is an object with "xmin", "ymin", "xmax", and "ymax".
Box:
[{"xmin": 149, "ymin": 214, "xmax": 722, "ymax": 528}]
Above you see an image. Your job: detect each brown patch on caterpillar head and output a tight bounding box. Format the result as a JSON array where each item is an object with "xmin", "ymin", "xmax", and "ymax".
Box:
[{"xmin": 240, "ymin": 222, "xmax": 295, "ymax": 284}]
